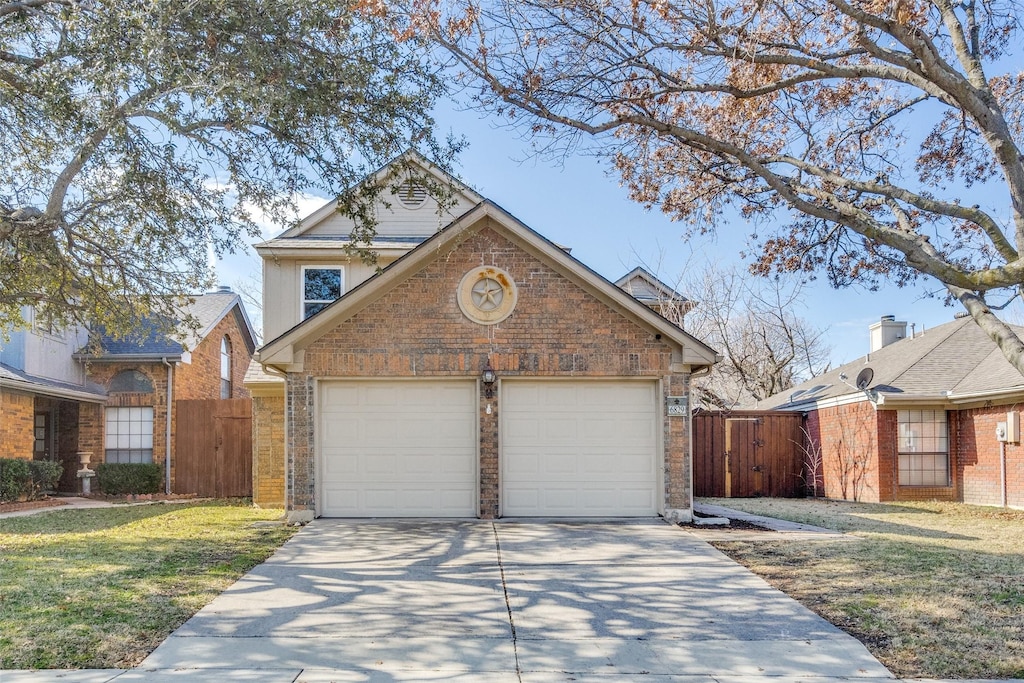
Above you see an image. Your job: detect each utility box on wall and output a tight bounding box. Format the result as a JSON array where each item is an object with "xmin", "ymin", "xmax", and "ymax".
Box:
[{"xmin": 1007, "ymin": 411, "xmax": 1020, "ymax": 443}]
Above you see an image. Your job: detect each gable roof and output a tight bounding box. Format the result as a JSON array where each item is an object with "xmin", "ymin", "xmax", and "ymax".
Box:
[
  {"xmin": 258, "ymin": 199, "xmax": 720, "ymax": 371},
  {"xmin": 268, "ymin": 150, "xmax": 484, "ymax": 242},
  {"xmin": 77, "ymin": 291, "xmax": 257, "ymax": 362},
  {"xmin": 615, "ymin": 267, "xmax": 692, "ymax": 308},
  {"xmin": 759, "ymin": 315, "xmax": 1024, "ymax": 410}
]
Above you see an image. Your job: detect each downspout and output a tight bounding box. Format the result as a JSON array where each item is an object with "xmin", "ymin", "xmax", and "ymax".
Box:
[{"xmin": 162, "ymin": 358, "xmax": 174, "ymax": 495}]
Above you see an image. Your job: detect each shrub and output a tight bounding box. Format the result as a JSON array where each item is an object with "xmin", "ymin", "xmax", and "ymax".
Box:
[
  {"xmin": 95, "ymin": 463, "xmax": 162, "ymax": 495},
  {"xmin": 28, "ymin": 461, "xmax": 63, "ymax": 497},
  {"xmin": 0, "ymin": 458, "xmax": 32, "ymax": 502}
]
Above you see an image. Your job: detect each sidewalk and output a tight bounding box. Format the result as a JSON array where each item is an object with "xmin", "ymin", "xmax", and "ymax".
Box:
[{"xmin": 0, "ymin": 496, "xmax": 201, "ymax": 519}]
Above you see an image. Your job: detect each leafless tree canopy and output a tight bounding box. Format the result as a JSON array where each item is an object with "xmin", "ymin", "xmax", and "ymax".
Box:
[
  {"xmin": 682, "ymin": 267, "xmax": 832, "ymax": 407},
  {"xmin": 418, "ymin": 0, "xmax": 1024, "ymax": 373}
]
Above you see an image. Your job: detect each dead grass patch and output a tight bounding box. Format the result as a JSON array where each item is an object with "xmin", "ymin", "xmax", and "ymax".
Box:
[
  {"xmin": 701, "ymin": 497, "xmax": 1024, "ymax": 679},
  {"xmin": 0, "ymin": 500, "xmax": 296, "ymax": 669}
]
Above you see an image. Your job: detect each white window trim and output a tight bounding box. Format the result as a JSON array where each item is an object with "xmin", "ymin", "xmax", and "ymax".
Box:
[
  {"xmin": 301, "ymin": 265, "xmax": 346, "ymax": 320},
  {"xmin": 897, "ymin": 408, "xmax": 950, "ymax": 487},
  {"xmin": 104, "ymin": 406, "xmax": 155, "ymax": 464},
  {"xmin": 220, "ymin": 336, "xmax": 232, "ymax": 399}
]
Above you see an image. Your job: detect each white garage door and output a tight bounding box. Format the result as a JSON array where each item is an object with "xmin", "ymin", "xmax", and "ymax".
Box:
[
  {"xmin": 502, "ymin": 380, "xmax": 659, "ymax": 516},
  {"xmin": 319, "ymin": 380, "xmax": 476, "ymax": 517}
]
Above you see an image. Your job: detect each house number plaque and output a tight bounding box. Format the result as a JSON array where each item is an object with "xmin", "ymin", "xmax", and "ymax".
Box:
[{"xmin": 666, "ymin": 396, "xmax": 687, "ymax": 416}]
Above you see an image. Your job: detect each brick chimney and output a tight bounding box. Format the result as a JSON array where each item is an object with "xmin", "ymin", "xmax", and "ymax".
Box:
[{"xmin": 869, "ymin": 315, "xmax": 907, "ymax": 352}]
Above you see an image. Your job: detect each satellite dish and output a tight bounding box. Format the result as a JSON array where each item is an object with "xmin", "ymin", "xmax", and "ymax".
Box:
[{"xmin": 855, "ymin": 367, "xmax": 874, "ymax": 390}]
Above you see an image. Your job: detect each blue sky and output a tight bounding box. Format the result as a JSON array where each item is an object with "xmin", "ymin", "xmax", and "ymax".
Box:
[{"xmin": 216, "ymin": 101, "xmax": 1004, "ymax": 368}]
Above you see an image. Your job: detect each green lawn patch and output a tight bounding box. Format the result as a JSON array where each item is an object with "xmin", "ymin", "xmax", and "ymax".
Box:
[
  {"xmin": 0, "ymin": 501, "xmax": 297, "ymax": 669},
  {"xmin": 700, "ymin": 497, "xmax": 1024, "ymax": 679}
]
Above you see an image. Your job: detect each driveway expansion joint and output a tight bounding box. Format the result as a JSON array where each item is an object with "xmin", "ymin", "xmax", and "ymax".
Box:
[{"xmin": 492, "ymin": 521, "xmax": 523, "ymax": 682}]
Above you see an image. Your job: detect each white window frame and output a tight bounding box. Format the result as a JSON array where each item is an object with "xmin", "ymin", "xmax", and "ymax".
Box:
[
  {"xmin": 897, "ymin": 409, "xmax": 950, "ymax": 487},
  {"xmin": 301, "ymin": 265, "xmax": 345, "ymax": 320},
  {"xmin": 220, "ymin": 336, "xmax": 232, "ymax": 399},
  {"xmin": 104, "ymin": 406, "xmax": 155, "ymax": 464}
]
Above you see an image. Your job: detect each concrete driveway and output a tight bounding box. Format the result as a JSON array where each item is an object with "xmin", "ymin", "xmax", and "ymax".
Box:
[{"xmin": 130, "ymin": 518, "xmax": 893, "ymax": 682}]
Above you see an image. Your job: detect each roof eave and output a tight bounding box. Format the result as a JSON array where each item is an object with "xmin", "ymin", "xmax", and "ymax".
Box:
[
  {"xmin": 946, "ymin": 386, "xmax": 1024, "ymax": 405},
  {"xmin": 0, "ymin": 377, "xmax": 107, "ymax": 403},
  {"xmin": 260, "ymin": 201, "xmax": 719, "ymax": 370},
  {"xmin": 72, "ymin": 353, "xmax": 184, "ymax": 363}
]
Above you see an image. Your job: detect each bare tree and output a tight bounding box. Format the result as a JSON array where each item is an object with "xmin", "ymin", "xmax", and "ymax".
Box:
[
  {"xmin": 417, "ymin": 0, "xmax": 1024, "ymax": 373},
  {"xmin": 682, "ymin": 266, "xmax": 831, "ymax": 407}
]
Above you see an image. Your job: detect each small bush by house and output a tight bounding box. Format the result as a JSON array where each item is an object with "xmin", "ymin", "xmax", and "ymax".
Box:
[
  {"xmin": 28, "ymin": 461, "xmax": 62, "ymax": 497},
  {"xmin": 0, "ymin": 459, "xmax": 64, "ymax": 502},
  {"xmin": 95, "ymin": 463, "xmax": 162, "ymax": 495}
]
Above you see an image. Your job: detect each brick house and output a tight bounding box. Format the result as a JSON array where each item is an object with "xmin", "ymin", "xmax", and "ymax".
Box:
[
  {"xmin": 0, "ymin": 290, "xmax": 255, "ymax": 494},
  {"xmin": 246, "ymin": 153, "xmax": 718, "ymax": 522},
  {"xmin": 759, "ymin": 315, "xmax": 1024, "ymax": 508}
]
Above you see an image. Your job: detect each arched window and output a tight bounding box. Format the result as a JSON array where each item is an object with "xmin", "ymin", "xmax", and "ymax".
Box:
[
  {"xmin": 108, "ymin": 369, "xmax": 154, "ymax": 394},
  {"xmin": 220, "ymin": 337, "xmax": 232, "ymax": 399}
]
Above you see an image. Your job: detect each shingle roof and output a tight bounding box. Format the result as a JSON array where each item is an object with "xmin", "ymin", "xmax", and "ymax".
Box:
[
  {"xmin": 243, "ymin": 357, "xmax": 282, "ymax": 386},
  {"xmin": 82, "ymin": 292, "xmax": 253, "ymax": 359},
  {"xmin": 759, "ymin": 316, "xmax": 1024, "ymax": 409},
  {"xmin": 0, "ymin": 362, "xmax": 106, "ymax": 401}
]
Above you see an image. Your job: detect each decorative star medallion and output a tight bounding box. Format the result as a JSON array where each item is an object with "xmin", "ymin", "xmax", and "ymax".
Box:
[{"xmin": 458, "ymin": 267, "xmax": 517, "ymax": 325}]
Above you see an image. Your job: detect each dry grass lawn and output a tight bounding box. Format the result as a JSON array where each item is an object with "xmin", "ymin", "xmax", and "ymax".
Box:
[
  {"xmin": 0, "ymin": 501, "xmax": 296, "ymax": 669},
  {"xmin": 700, "ymin": 497, "xmax": 1024, "ymax": 679}
]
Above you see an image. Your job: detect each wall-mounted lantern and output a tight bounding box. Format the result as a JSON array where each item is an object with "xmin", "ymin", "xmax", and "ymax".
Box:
[{"xmin": 482, "ymin": 361, "xmax": 497, "ymax": 398}]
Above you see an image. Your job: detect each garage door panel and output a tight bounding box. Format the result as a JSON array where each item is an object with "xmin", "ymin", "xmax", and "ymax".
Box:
[
  {"xmin": 502, "ymin": 380, "xmax": 658, "ymax": 517},
  {"xmin": 543, "ymin": 419, "xmax": 578, "ymax": 440},
  {"xmin": 319, "ymin": 380, "xmax": 476, "ymax": 517}
]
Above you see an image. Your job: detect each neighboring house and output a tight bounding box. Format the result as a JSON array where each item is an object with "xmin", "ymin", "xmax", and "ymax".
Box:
[
  {"xmin": 0, "ymin": 289, "xmax": 256, "ymax": 494},
  {"xmin": 614, "ymin": 267, "xmax": 694, "ymax": 324},
  {"xmin": 759, "ymin": 314, "xmax": 1024, "ymax": 508},
  {"xmin": 246, "ymin": 152, "xmax": 719, "ymax": 522}
]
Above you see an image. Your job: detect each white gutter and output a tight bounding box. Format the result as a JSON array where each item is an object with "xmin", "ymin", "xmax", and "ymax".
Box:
[
  {"xmin": 162, "ymin": 358, "xmax": 174, "ymax": 495},
  {"xmin": 874, "ymin": 393, "xmax": 950, "ymax": 406},
  {"xmin": 946, "ymin": 386, "xmax": 1024, "ymax": 405}
]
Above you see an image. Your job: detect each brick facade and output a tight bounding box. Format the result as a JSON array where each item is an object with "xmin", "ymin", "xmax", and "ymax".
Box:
[
  {"xmin": 0, "ymin": 302, "xmax": 257, "ymax": 495},
  {"xmin": 80, "ymin": 310, "xmax": 253, "ymax": 490},
  {"xmin": 0, "ymin": 388, "xmax": 35, "ymax": 459},
  {"xmin": 806, "ymin": 401, "xmax": 884, "ymax": 502},
  {"xmin": 956, "ymin": 405, "xmax": 1024, "ymax": 507},
  {"xmin": 804, "ymin": 401, "xmax": 1020, "ymax": 505},
  {"xmin": 175, "ymin": 312, "xmax": 251, "ymax": 401},
  {"xmin": 282, "ymin": 225, "xmax": 691, "ymax": 518},
  {"xmin": 252, "ymin": 394, "xmax": 285, "ymax": 507}
]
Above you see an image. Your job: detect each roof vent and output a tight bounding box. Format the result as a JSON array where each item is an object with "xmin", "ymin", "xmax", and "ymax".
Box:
[
  {"xmin": 954, "ymin": 311, "xmax": 970, "ymax": 319},
  {"xmin": 880, "ymin": 314, "xmax": 895, "ymax": 322},
  {"xmin": 396, "ymin": 179, "xmax": 428, "ymax": 209},
  {"xmin": 216, "ymin": 285, "xmax": 232, "ymax": 293}
]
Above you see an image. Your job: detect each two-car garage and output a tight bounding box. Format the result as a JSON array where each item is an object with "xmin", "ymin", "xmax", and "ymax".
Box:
[{"xmin": 317, "ymin": 379, "xmax": 660, "ymax": 518}]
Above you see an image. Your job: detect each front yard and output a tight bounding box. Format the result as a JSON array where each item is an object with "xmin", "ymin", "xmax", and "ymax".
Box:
[
  {"xmin": 701, "ymin": 497, "xmax": 1024, "ymax": 679},
  {"xmin": 0, "ymin": 501, "xmax": 296, "ymax": 669}
]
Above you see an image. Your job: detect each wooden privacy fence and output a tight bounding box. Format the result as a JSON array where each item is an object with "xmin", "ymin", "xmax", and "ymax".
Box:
[
  {"xmin": 693, "ymin": 411, "xmax": 806, "ymax": 497},
  {"xmin": 174, "ymin": 398, "xmax": 252, "ymax": 497}
]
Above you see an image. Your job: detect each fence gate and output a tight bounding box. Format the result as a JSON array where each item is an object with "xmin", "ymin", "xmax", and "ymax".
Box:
[
  {"xmin": 174, "ymin": 398, "xmax": 252, "ymax": 497},
  {"xmin": 693, "ymin": 411, "xmax": 806, "ymax": 497}
]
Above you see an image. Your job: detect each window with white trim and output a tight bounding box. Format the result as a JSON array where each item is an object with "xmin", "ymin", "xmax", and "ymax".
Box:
[
  {"xmin": 898, "ymin": 409, "xmax": 949, "ymax": 486},
  {"xmin": 105, "ymin": 407, "xmax": 154, "ymax": 464},
  {"xmin": 302, "ymin": 266, "xmax": 344, "ymax": 319},
  {"xmin": 220, "ymin": 337, "xmax": 232, "ymax": 399}
]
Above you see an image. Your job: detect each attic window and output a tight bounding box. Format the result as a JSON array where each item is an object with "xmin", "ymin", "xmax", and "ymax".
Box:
[{"xmin": 396, "ymin": 179, "xmax": 428, "ymax": 209}]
